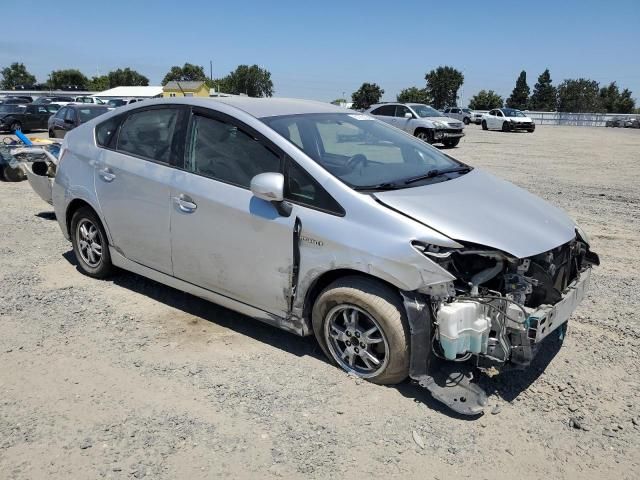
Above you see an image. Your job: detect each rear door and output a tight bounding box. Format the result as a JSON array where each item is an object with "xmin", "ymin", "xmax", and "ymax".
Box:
[
  {"xmin": 169, "ymin": 107, "xmax": 296, "ymax": 315},
  {"xmin": 369, "ymin": 105, "xmax": 396, "ymax": 126},
  {"xmin": 94, "ymin": 105, "xmax": 187, "ymax": 274}
]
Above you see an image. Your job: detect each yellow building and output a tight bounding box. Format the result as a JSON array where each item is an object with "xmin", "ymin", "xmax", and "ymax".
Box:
[{"xmin": 162, "ymin": 81, "xmax": 209, "ymax": 98}]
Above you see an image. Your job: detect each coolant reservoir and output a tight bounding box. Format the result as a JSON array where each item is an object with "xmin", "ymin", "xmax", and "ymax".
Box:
[{"xmin": 437, "ymin": 302, "xmax": 491, "ymax": 360}]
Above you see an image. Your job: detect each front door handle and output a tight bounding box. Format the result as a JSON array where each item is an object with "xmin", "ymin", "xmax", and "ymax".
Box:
[
  {"xmin": 173, "ymin": 194, "xmax": 197, "ymax": 213},
  {"xmin": 98, "ymin": 167, "xmax": 115, "ymax": 182}
]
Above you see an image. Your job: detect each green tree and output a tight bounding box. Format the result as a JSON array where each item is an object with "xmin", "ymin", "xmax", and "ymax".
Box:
[
  {"xmin": 615, "ymin": 88, "xmax": 635, "ymax": 114},
  {"xmin": 468, "ymin": 90, "xmax": 504, "ymax": 110},
  {"xmin": 424, "ymin": 66, "xmax": 464, "ymax": 109},
  {"xmin": 107, "ymin": 68, "xmax": 149, "ymax": 87},
  {"xmin": 330, "ymin": 98, "xmax": 347, "ymax": 105},
  {"xmin": 1, "ymin": 62, "xmax": 37, "ymax": 89},
  {"xmin": 351, "ymin": 82, "xmax": 384, "ymax": 110},
  {"xmin": 214, "ymin": 65, "xmax": 274, "ymax": 97},
  {"xmin": 88, "ymin": 75, "xmax": 110, "ymax": 91},
  {"xmin": 506, "ymin": 70, "xmax": 530, "ymax": 109},
  {"xmin": 529, "ymin": 69, "xmax": 556, "ymax": 111},
  {"xmin": 557, "ymin": 78, "xmax": 601, "ymax": 112},
  {"xmin": 48, "ymin": 69, "xmax": 89, "ymax": 90},
  {"xmin": 397, "ymin": 86, "xmax": 430, "ymax": 104},
  {"xmin": 161, "ymin": 63, "xmax": 207, "ymax": 85}
]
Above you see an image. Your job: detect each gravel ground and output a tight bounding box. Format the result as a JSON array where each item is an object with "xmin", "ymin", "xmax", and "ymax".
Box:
[{"xmin": 1, "ymin": 125, "xmax": 639, "ymax": 479}]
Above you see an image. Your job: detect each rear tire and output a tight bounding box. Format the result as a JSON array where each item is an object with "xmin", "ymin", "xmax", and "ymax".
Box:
[
  {"xmin": 481, "ymin": 120, "xmax": 488, "ymax": 130},
  {"xmin": 70, "ymin": 207, "xmax": 113, "ymax": 279},
  {"xmin": 312, "ymin": 276, "xmax": 410, "ymax": 385}
]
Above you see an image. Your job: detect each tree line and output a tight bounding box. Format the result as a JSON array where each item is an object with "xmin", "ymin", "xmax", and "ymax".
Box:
[
  {"xmin": 351, "ymin": 66, "xmax": 637, "ymax": 114},
  {"xmin": 0, "ymin": 62, "xmax": 274, "ymax": 98}
]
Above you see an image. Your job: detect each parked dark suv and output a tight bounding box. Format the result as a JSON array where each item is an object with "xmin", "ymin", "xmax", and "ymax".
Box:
[
  {"xmin": 48, "ymin": 104, "xmax": 109, "ymax": 138},
  {"xmin": 0, "ymin": 104, "xmax": 59, "ymax": 132}
]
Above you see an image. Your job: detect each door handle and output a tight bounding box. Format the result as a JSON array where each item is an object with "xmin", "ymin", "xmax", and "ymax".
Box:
[
  {"xmin": 173, "ymin": 194, "xmax": 197, "ymax": 213},
  {"xmin": 98, "ymin": 167, "xmax": 115, "ymax": 182}
]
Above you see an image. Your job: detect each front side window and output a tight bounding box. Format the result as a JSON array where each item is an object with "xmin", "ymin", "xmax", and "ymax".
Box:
[
  {"xmin": 117, "ymin": 108, "xmax": 179, "ymax": 163},
  {"xmin": 395, "ymin": 105, "xmax": 411, "ymax": 117},
  {"xmin": 64, "ymin": 109, "xmax": 76, "ymax": 122},
  {"xmin": 285, "ymin": 158, "xmax": 343, "ymax": 214},
  {"xmin": 55, "ymin": 107, "xmax": 67, "ymax": 118},
  {"xmin": 186, "ymin": 114, "xmax": 280, "ymax": 188},
  {"xmin": 264, "ymin": 113, "xmax": 467, "ymax": 190}
]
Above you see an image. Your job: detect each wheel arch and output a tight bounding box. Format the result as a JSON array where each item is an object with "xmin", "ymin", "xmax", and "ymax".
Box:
[{"xmin": 65, "ymin": 198, "xmax": 111, "ymax": 243}]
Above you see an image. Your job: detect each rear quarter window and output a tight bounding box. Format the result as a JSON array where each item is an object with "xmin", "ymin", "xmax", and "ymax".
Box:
[{"xmin": 95, "ymin": 115, "xmax": 123, "ymax": 148}]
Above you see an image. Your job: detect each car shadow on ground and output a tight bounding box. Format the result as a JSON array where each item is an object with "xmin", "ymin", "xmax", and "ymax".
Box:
[
  {"xmin": 61, "ymin": 249, "xmax": 564, "ymax": 418},
  {"xmin": 35, "ymin": 211, "xmax": 56, "ymax": 220},
  {"xmin": 61, "ymin": 250, "xmax": 322, "ymax": 361}
]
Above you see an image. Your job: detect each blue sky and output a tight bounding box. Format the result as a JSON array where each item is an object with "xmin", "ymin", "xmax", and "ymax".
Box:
[{"xmin": 2, "ymin": 0, "xmax": 638, "ymax": 104}]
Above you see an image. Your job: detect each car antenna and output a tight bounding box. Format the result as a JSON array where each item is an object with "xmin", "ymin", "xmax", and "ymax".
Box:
[{"xmin": 176, "ymin": 81, "xmax": 186, "ymax": 97}]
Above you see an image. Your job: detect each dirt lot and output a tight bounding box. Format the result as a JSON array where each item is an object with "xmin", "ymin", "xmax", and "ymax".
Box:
[{"xmin": 1, "ymin": 125, "xmax": 639, "ymax": 479}]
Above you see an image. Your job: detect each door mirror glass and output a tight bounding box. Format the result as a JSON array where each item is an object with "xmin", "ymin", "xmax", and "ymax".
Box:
[{"xmin": 250, "ymin": 172, "xmax": 284, "ymax": 202}]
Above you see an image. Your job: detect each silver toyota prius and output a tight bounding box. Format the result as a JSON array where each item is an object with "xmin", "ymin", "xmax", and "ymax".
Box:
[{"xmin": 51, "ymin": 97, "xmax": 599, "ymax": 414}]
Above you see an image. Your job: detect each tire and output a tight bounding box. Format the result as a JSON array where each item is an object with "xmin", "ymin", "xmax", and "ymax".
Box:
[
  {"xmin": 463, "ymin": 117, "xmax": 470, "ymax": 125},
  {"xmin": 502, "ymin": 121, "xmax": 511, "ymax": 132},
  {"xmin": 414, "ymin": 128, "xmax": 433, "ymax": 144},
  {"xmin": 443, "ymin": 138, "xmax": 460, "ymax": 148},
  {"xmin": 10, "ymin": 121, "xmax": 22, "ymax": 132},
  {"xmin": 2, "ymin": 165, "xmax": 26, "ymax": 182},
  {"xmin": 528, "ymin": 128, "xmax": 535, "ymax": 133},
  {"xmin": 48, "ymin": 129, "xmax": 54, "ymax": 138},
  {"xmin": 312, "ymin": 276, "xmax": 410, "ymax": 385},
  {"xmin": 481, "ymin": 120, "xmax": 488, "ymax": 130},
  {"xmin": 70, "ymin": 206, "xmax": 113, "ymax": 278}
]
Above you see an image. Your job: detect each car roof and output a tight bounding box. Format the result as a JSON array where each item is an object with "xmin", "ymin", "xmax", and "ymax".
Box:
[
  {"xmin": 68, "ymin": 104, "xmax": 109, "ymax": 109},
  {"xmin": 207, "ymin": 96, "xmax": 345, "ymax": 118}
]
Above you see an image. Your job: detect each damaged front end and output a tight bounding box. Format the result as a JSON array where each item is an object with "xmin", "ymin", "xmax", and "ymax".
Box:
[{"xmin": 407, "ymin": 232, "xmax": 599, "ymax": 415}]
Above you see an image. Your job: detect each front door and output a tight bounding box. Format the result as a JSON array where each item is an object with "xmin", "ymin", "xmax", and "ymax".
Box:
[
  {"xmin": 94, "ymin": 106, "xmax": 185, "ymax": 275},
  {"xmin": 394, "ymin": 105, "xmax": 414, "ymax": 133},
  {"xmin": 169, "ymin": 109, "xmax": 295, "ymax": 316}
]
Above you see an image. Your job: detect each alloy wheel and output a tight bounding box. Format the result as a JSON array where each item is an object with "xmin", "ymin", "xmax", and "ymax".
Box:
[
  {"xmin": 324, "ymin": 304, "xmax": 390, "ymax": 378},
  {"xmin": 76, "ymin": 219, "xmax": 103, "ymax": 268}
]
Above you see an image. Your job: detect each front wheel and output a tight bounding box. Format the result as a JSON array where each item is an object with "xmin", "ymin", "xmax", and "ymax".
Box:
[
  {"xmin": 312, "ymin": 276, "xmax": 410, "ymax": 385},
  {"xmin": 502, "ymin": 121, "xmax": 511, "ymax": 132},
  {"xmin": 463, "ymin": 117, "xmax": 470, "ymax": 125},
  {"xmin": 10, "ymin": 121, "xmax": 22, "ymax": 132},
  {"xmin": 415, "ymin": 129, "xmax": 433, "ymax": 144},
  {"xmin": 443, "ymin": 138, "xmax": 460, "ymax": 148},
  {"xmin": 481, "ymin": 120, "xmax": 488, "ymax": 130},
  {"xmin": 70, "ymin": 207, "xmax": 114, "ymax": 278}
]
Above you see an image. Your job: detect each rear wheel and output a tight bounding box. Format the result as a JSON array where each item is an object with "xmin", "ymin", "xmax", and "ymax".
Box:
[
  {"xmin": 443, "ymin": 138, "xmax": 460, "ymax": 148},
  {"xmin": 481, "ymin": 120, "xmax": 488, "ymax": 130},
  {"xmin": 415, "ymin": 129, "xmax": 433, "ymax": 144},
  {"xmin": 312, "ymin": 276, "xmax": 410, "ymax": 385},
  {"xmin": 70, "ymin": 207, "xmax": 113, "ymax": 278}
]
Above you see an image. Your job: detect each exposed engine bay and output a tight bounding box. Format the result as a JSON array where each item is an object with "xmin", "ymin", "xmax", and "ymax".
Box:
[{"xmin": 414, "ymin": 233, "xmax": 600, "ymax": 369}]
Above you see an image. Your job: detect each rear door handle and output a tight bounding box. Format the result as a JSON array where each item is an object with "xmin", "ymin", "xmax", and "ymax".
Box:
[
  {"xmin": 173, "ymin": 194, "xmax": 197, "ymax": 213},
  {"xmin": 98, "ymin": 167, "xmax": 115, "ymax": 182}
]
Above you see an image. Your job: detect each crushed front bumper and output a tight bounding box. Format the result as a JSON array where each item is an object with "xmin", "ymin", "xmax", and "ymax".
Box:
[{"xmin": 433, "ymin": 129, "xmax": 465, "ymax": 140}]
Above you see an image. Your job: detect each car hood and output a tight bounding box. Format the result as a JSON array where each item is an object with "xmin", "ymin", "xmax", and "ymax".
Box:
[
  {"xmin": 507, "ymin": 116, "xmax": 533, "ymax": 122},
  {"xmin": 421, "ymin": 116, "xmax": 461, "ymax": 125},
  {"xmin": 373, "ymin": 168, "xmax": 576, "ymax": 258}
]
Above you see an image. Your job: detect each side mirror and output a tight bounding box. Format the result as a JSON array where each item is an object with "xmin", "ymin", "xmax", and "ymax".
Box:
[
  {"xmin": 250, "ymin": 172, "xmax": 291, "ymax": 217},
  {"xmin": 64, "ymin": 118, "xmax": 73, "ymax": 124},
  {"xmin": 404, "ymin": 112, "xmax": 413, "ymax": 119}
]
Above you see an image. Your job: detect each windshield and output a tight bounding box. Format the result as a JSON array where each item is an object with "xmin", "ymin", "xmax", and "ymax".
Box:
[
  {"xmin": 263, "ymin": 113, "xmax": 467, "ymax": 189},
  {"xmin": 408, "ymin": 104, "xmax": 443, "ymax": 118},
  {"xmin": 0, "ymin": 105, "xmax": 24, "ymax": 113},
  {"xmin": 501, "ymin": 108, "xmax": 526, "ymax": 117},
  {"xmin": 77, "ymin": 107, "xmax": 109, "ymax": 123}
]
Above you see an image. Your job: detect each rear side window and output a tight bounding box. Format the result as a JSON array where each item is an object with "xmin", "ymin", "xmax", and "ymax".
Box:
[
  {"xmin": 186, "ymin": 114, "xmax": 281, "ymax": 188},
  {"xmin": 285, "ymin": 158, "xmax": 344, "ymax": 215},
  {"xmin": 371, "ymin": 105, "xmax": 395, "ymax": 116},
  {"xmin": 117, "ymin": 108, "xmax": 179, "ymax": 164},
  {"xmin": 95, "ymin": 115, "xmax": 123, "ymax": 148}
]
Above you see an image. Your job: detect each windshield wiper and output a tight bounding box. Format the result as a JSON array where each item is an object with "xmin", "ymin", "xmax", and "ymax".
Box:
[
  {"xmin": 403, "ymin": 166, "xmax": 472, "ymax": 185},
  {"xmin": 353, "ymin": 182, "xmax": 403, "ymax": 191}
]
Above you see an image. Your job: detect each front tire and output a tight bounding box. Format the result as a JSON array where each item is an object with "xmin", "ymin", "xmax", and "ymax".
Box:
[
  {"xmin": 502, "ymin": 121, "xmax": 511, "ymax": 132},
  {"xmin": 312, "ymin": 276, "xmax": 410, "ymax": 385},
  {"xmin": 443, "ymin": 138, "xmax": 460, "ymax": 148},
  {"xmin": 10, "ymin": 121, "xmax": 22, "ymax": 132},
  {"xmin": 70, "ymin": 207, "xmax": 113, "ymax": 278},
  {"xmin": 481, "ymin": 120, "xmax": 488, "ymax": 130},
  {"xmin": 463, "ymin": 117, "xmax": 470, "ymax": 125},
  {"xmin": 415, "ymin": 129, "xmax": 434, "ymax": 144}
]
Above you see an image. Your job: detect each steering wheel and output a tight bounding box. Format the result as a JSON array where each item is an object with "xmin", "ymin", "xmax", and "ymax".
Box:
[{"xmin": 346, "ymin": 153, "xmax": 368, "ymax": 170}]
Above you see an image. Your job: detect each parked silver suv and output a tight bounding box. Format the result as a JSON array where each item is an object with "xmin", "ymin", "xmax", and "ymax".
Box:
[
  {"xmin": 50, "ymin": 97, "xmax": 598, "ymax": 415},
  {"xmin": 443, "ymin": 107, "xmax": 483, "ymax": 125},
  {"xmin": 366, "ymin": 103, "xmax": 464, "ymax": 147}
]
